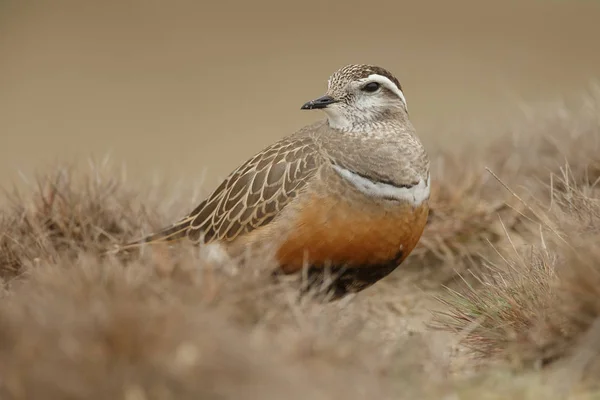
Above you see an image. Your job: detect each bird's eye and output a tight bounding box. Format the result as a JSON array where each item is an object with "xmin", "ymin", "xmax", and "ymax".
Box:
[{"xmin": 361, "ymin": 82, "xmax": 380, "ymax": 93}]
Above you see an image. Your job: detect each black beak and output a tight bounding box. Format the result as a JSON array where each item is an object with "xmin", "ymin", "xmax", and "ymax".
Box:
[{"xmin": 301, "ymin": 95, "xmax": 338, "ymax": 110}]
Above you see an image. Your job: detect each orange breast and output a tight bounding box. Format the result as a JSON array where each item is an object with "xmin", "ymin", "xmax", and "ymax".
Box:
[{"xmin": 276, "ymin": 193, "xmax": 429, "ymax": 273}]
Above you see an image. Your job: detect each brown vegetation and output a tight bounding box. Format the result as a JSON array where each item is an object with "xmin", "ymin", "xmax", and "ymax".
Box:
[{"xmin": 1, "ymin": 90, "xmax": 600, "ymax": 399}]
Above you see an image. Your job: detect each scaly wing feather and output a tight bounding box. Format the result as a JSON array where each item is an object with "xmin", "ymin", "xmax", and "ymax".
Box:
[{"xmin": 118, "ymin": 133, "xmax": 321, "ymax": 251}]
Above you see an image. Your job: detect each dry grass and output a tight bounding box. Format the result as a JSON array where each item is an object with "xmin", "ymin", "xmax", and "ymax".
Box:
[
  {"xmin": 431, "ymin": 93, "xmax": 600, "ymax": 377},
  {"xmin": 434, "ymin": 172, "xmax": 600, "ymax": 369},
  {"xmin": 1, "ymin": 90, "xmax": 600, "ymax": 399}
]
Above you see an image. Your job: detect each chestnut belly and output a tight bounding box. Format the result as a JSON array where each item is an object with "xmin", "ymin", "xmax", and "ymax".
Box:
[{"xmin": 275, "ymin": 194, "xmax": 429, "ymax": 298}]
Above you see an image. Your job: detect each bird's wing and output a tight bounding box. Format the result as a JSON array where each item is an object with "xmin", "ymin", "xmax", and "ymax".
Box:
[
  {"xmin": 187, "ymin": 134, "xmax": 321, "ymax": 243},
  {"xmin": 121, "ymin": 132, "xmax": 322, "ymax": 248}
]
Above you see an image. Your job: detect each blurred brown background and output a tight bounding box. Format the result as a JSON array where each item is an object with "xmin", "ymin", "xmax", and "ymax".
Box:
[{"xmin": 1, "ymin": 0, "xmax": 600, "ymax": 194}]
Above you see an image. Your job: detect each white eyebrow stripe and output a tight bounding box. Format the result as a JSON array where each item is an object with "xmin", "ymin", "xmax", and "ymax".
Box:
[{"xmin": 365, "ymin": 74, "xmax": 408, "ymax": 111}]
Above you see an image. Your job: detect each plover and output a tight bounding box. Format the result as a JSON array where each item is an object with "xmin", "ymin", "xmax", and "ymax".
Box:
[{"xmin": 122, "ymin": 64, "xmax": 430, "ymax": 300}]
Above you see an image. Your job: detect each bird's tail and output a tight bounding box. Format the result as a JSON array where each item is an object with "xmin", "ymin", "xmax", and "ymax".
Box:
[{"xmin": 109, "ymin": 216, "xmax": 194, "ymax": 254}]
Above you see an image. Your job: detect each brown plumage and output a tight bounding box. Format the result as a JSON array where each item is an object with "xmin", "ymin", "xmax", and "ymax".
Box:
[{"xmin": 119, "ymin": 64, "xmax": 430, "ymax": 300}]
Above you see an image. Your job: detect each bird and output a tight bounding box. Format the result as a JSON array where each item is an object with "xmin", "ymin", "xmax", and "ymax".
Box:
[{"xmin": 119, "ymin": 64, "xmax": 430, "ymax": 300}]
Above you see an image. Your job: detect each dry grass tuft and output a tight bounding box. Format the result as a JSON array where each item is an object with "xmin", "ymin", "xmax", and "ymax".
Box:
[
  {"xmin": 0, "ymin": 255, "xmax": 397, "ymax": 399},
  {"xmin": 0, "ymin": 236, "xmax": 452, "ymax": 399},
  {"xmin": 0, "ymin": 163, "xmax": 159, "ymax": 281},
  {"xmin": 412, "ymin": 90, "xmax": 600, "ymax": 286},
  {"xmin": 434, "ymin": 158, "xmax": 600, "ymax": 374}
]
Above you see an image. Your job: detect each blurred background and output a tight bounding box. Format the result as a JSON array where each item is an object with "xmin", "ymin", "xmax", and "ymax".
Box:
[{"xmin": 2, "ymin": 0, "xmax": 600, "ymax": 193}]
